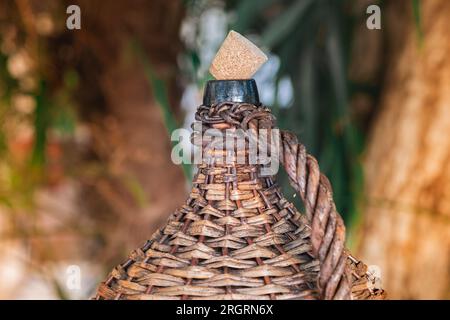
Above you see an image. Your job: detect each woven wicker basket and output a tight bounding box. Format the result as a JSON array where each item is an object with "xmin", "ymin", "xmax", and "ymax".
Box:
[{"xmin": 95, "ymin": 79, "xmax": 386, "ymax": 300}]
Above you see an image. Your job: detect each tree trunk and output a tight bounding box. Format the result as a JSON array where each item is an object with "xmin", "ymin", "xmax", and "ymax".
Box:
[
  {"xmin": 0, "ymin": 0, "xmax": 187, "ymax": 297},
  {"xmin": 72, "ymin": 0, "xmax": 187, "ymax": 263},
  {"xmin": 357, "ymin": 0, "xmax": 450, "ymax": 299}
]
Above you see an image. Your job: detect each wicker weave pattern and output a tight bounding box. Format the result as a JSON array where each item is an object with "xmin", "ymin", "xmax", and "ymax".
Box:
[{"xmin": 95, "ymin": 102, "xmax": 386, "ymax": 300}]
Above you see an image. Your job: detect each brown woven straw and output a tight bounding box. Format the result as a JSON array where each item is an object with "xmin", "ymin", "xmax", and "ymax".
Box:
[{"xmin": 95, "ymin": 102, "xmax": 386, "ymax": 300}]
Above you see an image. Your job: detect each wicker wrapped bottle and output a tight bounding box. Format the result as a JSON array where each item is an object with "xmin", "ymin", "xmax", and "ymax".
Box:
[{"xmin": 95, "ymin": 31, "xmax": 386, "ymax": 300}]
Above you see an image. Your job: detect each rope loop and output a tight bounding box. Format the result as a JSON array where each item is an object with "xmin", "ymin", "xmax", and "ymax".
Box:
[{"xmin": 195, "ymin": 102, "xmax": 351, "ymax": 299}]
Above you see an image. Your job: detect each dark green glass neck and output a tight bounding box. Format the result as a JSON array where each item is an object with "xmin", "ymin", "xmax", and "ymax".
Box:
[{"xmin": 203, "ymin": 79, "xmax": 260, "ymax": 106}]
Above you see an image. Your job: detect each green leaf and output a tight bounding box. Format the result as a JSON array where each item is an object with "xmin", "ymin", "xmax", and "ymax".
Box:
[
  {"xmin": 131, "ymin": 40, "xmax": 192, "ymax": 182},
  {"xmin": 233, "ymin": 0, "xmax": 277, "ymax": 32},
  {"xmin": 325, "ymin": 10, "xmax": 347, "ymax": 117},
  {"xmin": 51, "ymin": 277, "xmax": 70, "ymax": 300},
  {"xmin": 31, "ymin": 81, "xmax": 50, "ymax": 166},
  {"xmin": 261, "ymin": 0, "xmax": 314, "ymax": 49},
  {"xmin": 53, "ymin": 106, "xmax": 76, "ymax": 135},
  {"xmin": 297, "ymin": 45, "xmax": 317, "ymax": 154},
  {"xmin": 63, "ymin": 69, "xmax": 79, "ymax": 90},
  {"xmin": 123, "ymin": 174, "xmax": 149, "ymax": 208},
  {"xmin": 412, "ymin": 0, "xmax": 424, "ymax": 46}
]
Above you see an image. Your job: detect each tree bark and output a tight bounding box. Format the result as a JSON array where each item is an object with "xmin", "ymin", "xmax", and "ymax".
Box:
[
  {"xmin": 71, "ymin": 0, "xmax": 187, "ymax": 263},
  {"xmin": 357, "ymin": 0, "xmax": 450, "ymax": 299}
]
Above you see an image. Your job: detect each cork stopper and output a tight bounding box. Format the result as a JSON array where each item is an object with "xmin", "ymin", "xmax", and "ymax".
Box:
[{"xmin": 209, "ymin": 30, "xmax": 268, "ymax": 80}]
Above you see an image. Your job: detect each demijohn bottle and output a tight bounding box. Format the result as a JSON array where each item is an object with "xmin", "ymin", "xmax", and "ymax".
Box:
[{"xmin": 95, "ymin": 31, "xmax": 385, "ymax": 300}]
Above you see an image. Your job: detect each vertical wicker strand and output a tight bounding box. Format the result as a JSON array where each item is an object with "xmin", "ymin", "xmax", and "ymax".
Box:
[
  {"xmin": 222, "ymin": 166, "xmax": 233, "ymax": 295},
  {"xmin": 264, "ymin": 176, "xmax": 318, "ymax": 299},
  {"xmin": 231, "ymin": 166, "xmax": 276, "ymax": 300},
  {"xmin": 142, "ymin": 171, "xmax": 204, "ymax": 296},
  {"xmin": 181, "ymin": 163, "xmax": 215, "ymax": 300}
]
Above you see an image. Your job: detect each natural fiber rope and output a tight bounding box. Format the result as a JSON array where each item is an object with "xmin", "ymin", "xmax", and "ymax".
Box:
[
  {"xmin": 280, "ymin": 131, "xmax": 351, "ymax": 299},
  {"xmin": 196, "ymin": 101, "xmax": 351, "ymax": 299}
]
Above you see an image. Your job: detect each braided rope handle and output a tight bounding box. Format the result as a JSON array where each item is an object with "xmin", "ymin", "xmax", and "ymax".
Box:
[
  {"xmin": 195, "ymin": 102, "xmax": 383, "ymax": 299},
  {"xmin": 280, "ymin": 130, "xmax": 351, "ymax": 300}
]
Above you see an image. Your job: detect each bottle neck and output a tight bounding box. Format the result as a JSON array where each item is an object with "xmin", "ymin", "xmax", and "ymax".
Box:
[
  {"xmin": 203, "ymin": 79, "xmax": 260, "ymax": 106},
  {"xmin": 193, "ymin": 99, "xmax": 277, "ymax": 178}
]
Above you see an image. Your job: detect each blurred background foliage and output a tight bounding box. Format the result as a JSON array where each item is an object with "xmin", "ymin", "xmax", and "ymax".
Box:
[{"xmin": 0, "ymin": 0, "xmax": 449, "ymax": 299}]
